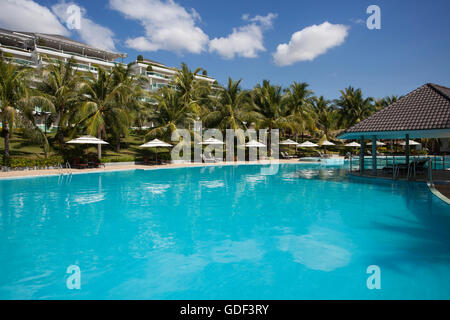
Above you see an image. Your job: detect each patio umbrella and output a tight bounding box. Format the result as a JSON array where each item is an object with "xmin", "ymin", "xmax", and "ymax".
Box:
[
  {"xmin": 367, "ymin": 141, "xmax": 386, "ymax": 146},
  {"xmin": 345, "ymin": 142, "xmax": 361, "ymax": 147},
  {"xmin": 198, "ymin": 138, "xmax": 225, "ymax": 145},
  {"xmin": 67, "ymin": 135, "xmax": 109, "ymax": 145},
  {"xmin": 320, "ymin": 140, "xmax": 335, "ymax": 154},
  {"xmin": 199, "ymin": 138, "xmax": 225, "ymax": 162},
  {"xmin": 140, "ymin": 139, "xmax": 172, "ymax": 163},
  {"xmin": 67, "ymin": 135, "xmax": 109, "ymax": 159},
  {"xmin": 298, "ymin": 141, "xmax": 319, "ymax": 148},
  {"xmin": 399, "ymin": 140, "xmax": 421, "ymax": 146},
  {"xmin": 279, "ymin": 139, "xmax": 300, "ymax": 146},
  {"xmin": 244, "ymin": 140, "xmax": 266, "ymax": 148}
]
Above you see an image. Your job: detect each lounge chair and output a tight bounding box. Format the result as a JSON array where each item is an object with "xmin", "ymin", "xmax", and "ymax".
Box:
[
  {"xmin": 88, "ymin": 157, "xmax": 106, "ymax": 168},
  {"xmin": 201, "ymin": 153, "xmax": 217, "ymax": 163},
  {"xmin": 317, "ymin": 151, "xmax": 331, "ymax": 159},
  {"xmin": 73, "ymin": 157, "xmax": 88, "ymax": 169},
  {"xmin": 280, "ymin": 151, "xmax": 295, "ymax": 159}
]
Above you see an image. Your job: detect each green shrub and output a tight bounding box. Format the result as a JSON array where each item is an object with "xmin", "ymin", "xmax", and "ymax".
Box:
[
  {"xmin": 7, "ymin": 156, "xmax": 64, "ymax": 169},
  {"xmin": 102, "ymin": 156, "xmax": 136, "ymax": 163}
]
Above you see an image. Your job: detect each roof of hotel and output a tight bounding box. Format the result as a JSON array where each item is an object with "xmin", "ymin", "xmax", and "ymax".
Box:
[
  {"xmin": 0, "ymin": 28, "xmax": 126, "ymax": 61},
  {"xmin": 338, "ymin": 83, "xmax": 450, "ymax": 138}
]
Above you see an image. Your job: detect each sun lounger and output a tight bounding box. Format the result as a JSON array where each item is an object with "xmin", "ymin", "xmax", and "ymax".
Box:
[
  {"xmin": 201, "ymin": 153, "xmax": 217, "ymax": 163},
  {"xmin": 280, "ymin": 152, "xmax": 295, "ymax": 159}
]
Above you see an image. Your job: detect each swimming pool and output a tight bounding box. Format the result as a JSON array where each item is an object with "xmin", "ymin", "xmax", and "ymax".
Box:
[{"xmin": 0, "ymin": 164, "xmax": 449, "ymax": 299}]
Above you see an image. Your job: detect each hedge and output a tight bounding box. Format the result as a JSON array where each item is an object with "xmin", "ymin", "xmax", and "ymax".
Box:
[{"xmin": 3, "ymin": 156, "xmax": 64, "ymax": 169}]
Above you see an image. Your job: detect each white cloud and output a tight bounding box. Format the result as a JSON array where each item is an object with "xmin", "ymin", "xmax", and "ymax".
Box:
[
  {"xmin": 351, "ymin": 18, "xmax": 365, "ymax": 25},
  {"xmin": 52, "ymin": 1, "xmax": 117, "ymax": 52},
  {"xmin": 109, "ymin": 0, "xmax": 209, "ymax": 54},
  {"xmin": 273, "ymin": 21, "xmax": 349, "ymax": 66},
  {"xmin": 209, "ymin": 13, "xmax": 277, "ymax": 60},
  {"xmin": 0, "ymin": 0, "xmax": 69, "ymax": 35}
]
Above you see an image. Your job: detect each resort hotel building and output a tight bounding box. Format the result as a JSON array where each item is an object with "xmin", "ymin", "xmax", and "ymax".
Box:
[{"xmin": 0, "ymin": 28, "xmax": 217, "ymax": 130}]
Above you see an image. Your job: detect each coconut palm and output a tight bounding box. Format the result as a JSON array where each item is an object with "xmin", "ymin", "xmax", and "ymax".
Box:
[
  {"xmin": 204, "ymin": 78, "xmax": 255, "ymax": 130},
  {"xmin": 283, "ymin": 81, "xmax": 315, "ymax": 141},
  {"xmin": 0, "ymin": 57, "xmax": 35, "ymax": 159},
  {"xmin": 145, "ymin": 87, "xmax": 194, "ymax": 141},
  {"xmin": 173, "ymin": 63, "xmax": 211, "ymax": 118},
  {"xmin": 312, "ymin": 96, "xmax": 339, "ymax": 142},
  {"xmin": 251, "ymin": 80, "xmax": 294, "ymax": 155},
  {"xmin": 109, "ymin": 63, "xmax": 147, "ymax": 151},
  {"xmin": 374, "ymin": 95, "xmax": 400, "ymax": 111},
  {"xmin": 18, "ymin": 95, "xmax": 55, "ymax": 158},
  {"xmin": 74, "ymin": 66, "xmax": 135, "ymax": 158},
  {"xmin": 335, "ymin": 86, "xmax": 374, "ymax": 127},
  {"xmin": 37, "ymin": 57, "xmax": 81, "ymax": 148}
]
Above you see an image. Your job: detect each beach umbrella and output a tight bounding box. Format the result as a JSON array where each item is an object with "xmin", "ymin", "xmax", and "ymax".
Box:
[
  {"xmin": 67, "ymin": 135, "xmax": 109, "ymax": 145},
  {"xmin": 198, "ymin": 138, "xmax": 225, "ymax": 145},
  {"xmin": 367, "ymin": 141, "xmax": 386, "ymax": 146},
  {"xmin": 345, "ymin": 142, "xmax": 361, "ymax": 147},
  {"xmin": 298, "ymin": 141, "xmax": 319, "ymax": 148},
  {"xmin": 320, "ymin": 140, "xmax": 335, "ymax": 154},
  {"xmin": 244, "ymin": 140, "xmax": 266, "ymax": 148},
  {"xmin": 279, "ymin": 139, "xmax": 300, "ymax": 156},
  {"xmin": 140, "ymin": 139, "xmax": 172, "ymax": 163},
  {"xmin": 279, "ymin": 139, "xmax": 300, "ymax": 146},
  {"xmin": 67, "ymin": 135, "xmax": 109, "ymax": 159},
  {"xmin": 399, "ymin": 140, "xmax": 421, "ymax": 146}
]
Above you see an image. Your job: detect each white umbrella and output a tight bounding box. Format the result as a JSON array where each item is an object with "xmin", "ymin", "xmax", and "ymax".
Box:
[
  {"xmin": 298, "ymin": 141, "xmax": 319, "ymax": 148},
  {"xmin": 367, "ymin": 141, "xmax": 386, "ymax": 146},
  {"xmin": 399, "ymin": 140, "xmax": 421, "ymax": 146},
  {"xmin": 320, "ymin": 140, "xmax": 335, "ymax": 154},
  {"xmin": 279, "ymin": 139, "xmax": 300, "ymax": 146},
  {"xmin": 67, "ymin": 135, "xmax": 109, "ymax": 145},
  {"xmin": 140, "ymin": 139, "xmax": 172, "ymax": 163},
  {"xmin": 345, "ymin": 142, "xmax": 361, "ymax": 147},
  {"xmin": 198, "ymin": 138, "xmax": 225, "ymax": 145},
  {"xmin": 140, "ymin": 139, "xmax": 172, "ymax": 148},
  {"xmin": 321, "ymin": 140, "xmax": 335, "ymax": 146},
  {"xmin": 244, "ymin": 140, "xmax": 266, "ymax": 148}
]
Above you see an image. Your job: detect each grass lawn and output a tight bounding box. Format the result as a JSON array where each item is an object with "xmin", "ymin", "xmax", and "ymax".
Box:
[{"xmin": 0, "ymin": 131, "xmax": 170, "ymax": 162}]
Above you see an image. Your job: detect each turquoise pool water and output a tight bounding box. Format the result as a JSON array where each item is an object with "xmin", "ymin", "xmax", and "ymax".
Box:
[{"xmin": 0, "ymin": 164, "xmax": 449, "ymax": 299}]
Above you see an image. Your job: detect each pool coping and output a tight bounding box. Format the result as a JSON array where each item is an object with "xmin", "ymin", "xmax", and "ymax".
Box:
[
  {"xmin": 0, "ymin": 160, "xmax": 321, "ymax": 180},
  {"xmin": 349, "ymin": 172, "xmax": 450, "ymax": 205}
]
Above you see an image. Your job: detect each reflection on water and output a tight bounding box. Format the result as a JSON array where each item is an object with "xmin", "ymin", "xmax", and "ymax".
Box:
[{"xmin": 0, "ymin": 164, "xmax": 449, "ymax": 299}]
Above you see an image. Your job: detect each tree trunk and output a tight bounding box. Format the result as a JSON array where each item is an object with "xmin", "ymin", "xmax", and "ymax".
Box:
[
  {"xmin": 97, "ymin": 128, "xmax": 102, "ymax": 160},
  {"xmin": 115, "ymin": 138, "xmax": 120, "ymax": 153},
  {"xmin": 3, "ymin": 127, "xmax": 10, "ymax": 159}
]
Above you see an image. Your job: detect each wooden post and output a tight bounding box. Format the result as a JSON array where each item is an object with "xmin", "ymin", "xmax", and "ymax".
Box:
[
  {"xmin": 405, "ymin": 134, "xmax": 410, "ymax": 166},
  {"xmin": 372, "ymin": 136, "xmax": 377, "ymax": 175},
  {"xmin": 360, "ymin": 136, "xmax": 365, "ymax": 174}
]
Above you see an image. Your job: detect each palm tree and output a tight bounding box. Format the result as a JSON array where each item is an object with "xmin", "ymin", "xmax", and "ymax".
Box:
[
  {"xmin": 335, "ymin": 86, "xmax": 374, "ymax": 128},
  {"xmin": 18, "ymin": 95, "xmax": 55, "ymax": 158},
  {"xmin": 145, "ymin": 87, "xmax": 194, "ymax": 141},
  {"xmin": 374, "ymin": 95, "xmax": 400, "ymax": 111},
  {"xmin": 283, "ymin": 82, "xmax": 315, "ymax": 141},
  {"xmin": 312, "ymin": 96, "xmax": 338, "ymax": 142},
  {"xmin": 173, "ymin": 63, "xmax": 210, "ymax": 118},
  {"xmin": 37, "ymin": 57, "xmax": 80, "ymax": 148},
  {"xmin": 109, "ymin": 63, "xmax": 147, "ymax": 151},
  {"xmin": 74, "ymin": 66, "xmax": 135, "ymax": 158},
  {"xmin": 251, "ymin": 80, "xmax": 294, "ymax": 155},
  {"xmin": 0, "ymin": 57, "xmax": 33, "ymax": 159},
  {"xmin": 204, "ymin": 78, "xmax": 254, "ymax": 130}
]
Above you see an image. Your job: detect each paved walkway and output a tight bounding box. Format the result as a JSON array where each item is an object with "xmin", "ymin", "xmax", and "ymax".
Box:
[{"xmin": 0, "ymin": 159, "xmax": 305, "ymax": 179}]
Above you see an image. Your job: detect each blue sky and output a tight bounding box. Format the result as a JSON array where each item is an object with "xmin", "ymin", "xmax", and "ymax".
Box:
[{"xmin": 1, "ymin": 0, "xmax": 450, "ymax": 99}]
